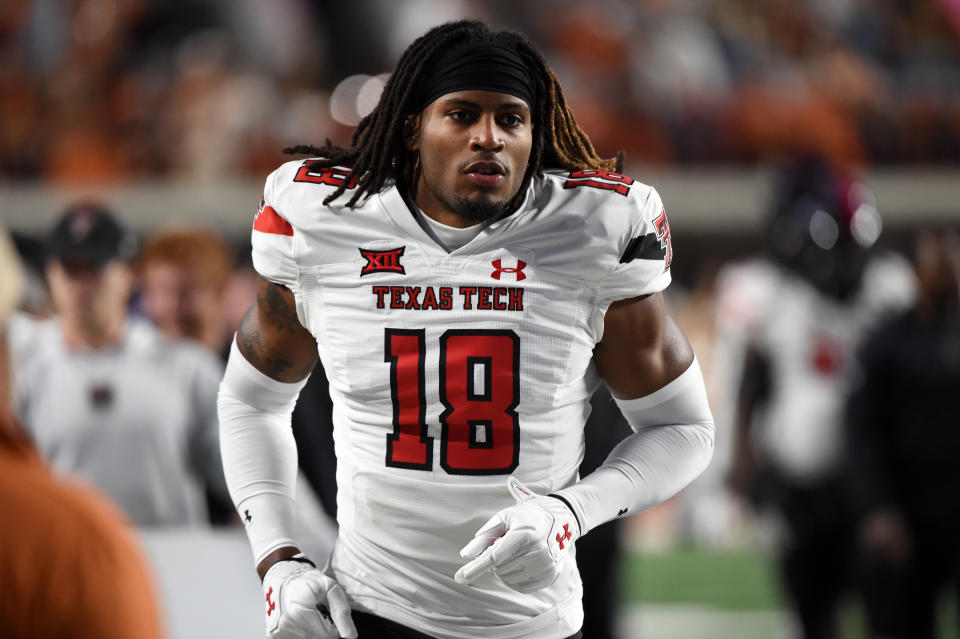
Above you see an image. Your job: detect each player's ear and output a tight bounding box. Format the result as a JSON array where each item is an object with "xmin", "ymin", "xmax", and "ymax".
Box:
[{"xmin": 403, "ymin": 114, "xmax": 422, "ymax": 151}]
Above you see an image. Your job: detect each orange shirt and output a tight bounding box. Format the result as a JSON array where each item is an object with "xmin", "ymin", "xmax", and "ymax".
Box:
[{"xmin": 0, "ymin": 419, "xmax": 163, "ymax": 639}]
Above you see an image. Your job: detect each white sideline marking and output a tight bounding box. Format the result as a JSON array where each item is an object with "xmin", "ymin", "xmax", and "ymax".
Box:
[{"xmin": 619, "ymin": 604, "xmax": 792, "ymax": 639}]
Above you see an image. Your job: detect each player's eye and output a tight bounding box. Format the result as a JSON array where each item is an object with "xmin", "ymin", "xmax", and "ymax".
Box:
[
  {"xmin": 501, "ymin": 113, "xmax": 524, "ymax": 128},
  {"xmin": 449, "ymin": 110, "xmax": 475, "ymax": 123}
]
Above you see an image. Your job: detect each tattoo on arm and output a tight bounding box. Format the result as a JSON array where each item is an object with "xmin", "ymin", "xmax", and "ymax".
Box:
[
  {"xmin": 236, "ymin": 313, "xmax": 295, "ymax": 378},
  {"xmin": 236, "ymin": 280, "xmax": 317, "ymax": 382},
  {"xmin": 260, "ymin": 281, "xmax": 303, "ymax": 335}
]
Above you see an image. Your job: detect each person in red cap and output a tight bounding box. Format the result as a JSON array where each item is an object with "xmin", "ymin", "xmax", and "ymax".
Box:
[
  {"xmin": 0, "ymin": 223, "xmax": 164, "ymax": 639},
  {"xmin": 7, "ymin": 202, "xmax": 230, "ymax": 527}
]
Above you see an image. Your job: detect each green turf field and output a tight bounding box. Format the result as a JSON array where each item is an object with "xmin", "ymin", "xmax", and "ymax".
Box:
[
  {"xmin": 621, "ymin": 548, "xmax": 957, "ymax": 639},
  {"xmin": 624, "ymin": 547, "xmax": 781, "ymax": 610}
]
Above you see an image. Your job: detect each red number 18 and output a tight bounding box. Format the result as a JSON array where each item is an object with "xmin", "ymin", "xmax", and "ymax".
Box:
[
  {"xmin": 385, "ymin": 329, "xmax": 520, "ymax": 475},
  {"xmin": 563, "ymin": 169, "xmax": 634, "ymax": 197}
]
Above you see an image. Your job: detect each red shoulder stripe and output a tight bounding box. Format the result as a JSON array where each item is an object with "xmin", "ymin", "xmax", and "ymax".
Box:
[{"xmin": 254, "ymin": 205, "xmax": 294, "ymax": 236}]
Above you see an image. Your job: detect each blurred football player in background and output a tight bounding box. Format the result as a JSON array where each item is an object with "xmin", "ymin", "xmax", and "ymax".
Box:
[
  {"xmin": 847, "ymin": 226, "xmax": 960, "ymax": 639},
  {"xmin": 0, "ymin": 223, "xmax": 163, "ymax": 639},
  {"xmin": 7, "ymin": 203, "xmax": 230, "ymax": 527},
  {"xmin": 218, "ymin": 19, "xmax": 714, "ymax": 639},
  {"xmin": 719, "ymin": 157, "xmax": 915, "ymax": 639}
]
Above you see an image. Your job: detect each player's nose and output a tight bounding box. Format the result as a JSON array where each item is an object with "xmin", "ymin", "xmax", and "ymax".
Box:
[{"xmin": 470, "ymin": 114, "xmax": 504, "ymax": 152}]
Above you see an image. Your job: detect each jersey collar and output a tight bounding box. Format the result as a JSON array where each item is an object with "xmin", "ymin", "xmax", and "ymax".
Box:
[{"xmin": 375, "ymin": 180, "xmax": 538, "ymax": 255}]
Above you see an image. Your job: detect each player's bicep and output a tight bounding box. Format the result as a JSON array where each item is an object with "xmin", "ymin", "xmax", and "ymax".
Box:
[
  {"xmin": 236, "ymin": 277, "xmax": 317, "ymax": 382},
  {"xmin": 594, "ymin": 293, "xmax": 694, "ymax": 399}
]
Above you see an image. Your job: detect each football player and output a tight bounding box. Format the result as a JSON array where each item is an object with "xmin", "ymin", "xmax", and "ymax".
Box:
[
  {"xmin": 218, "ymin": 20, "xmax": 714, "ymax": 639},
  {"xmin": 719, "ymin": 157, "xmax": 915, "ymax": 638}
]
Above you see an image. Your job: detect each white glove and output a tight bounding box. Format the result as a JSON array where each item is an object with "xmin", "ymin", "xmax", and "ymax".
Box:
[
  {"xmin": 262, "ymin": 556, "xmax": 357, "ymax": 639},
  {"xmin": 455, "ymin": 477, "xmax": 581, "ymax": 593}
]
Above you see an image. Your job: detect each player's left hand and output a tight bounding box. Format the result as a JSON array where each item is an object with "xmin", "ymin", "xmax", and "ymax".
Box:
[
  {"xmin": 455, "ymin": 477, "xmax": 580, "ymax": 593},
  {"xmin": 261, "ymin": 556, "xmax": 356, "ymax": 639}
]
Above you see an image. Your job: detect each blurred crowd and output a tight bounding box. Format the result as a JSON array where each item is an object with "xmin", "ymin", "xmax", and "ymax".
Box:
[{"xmin": 2, "ymin": 0, "xmax": 960, "ymax": 185}]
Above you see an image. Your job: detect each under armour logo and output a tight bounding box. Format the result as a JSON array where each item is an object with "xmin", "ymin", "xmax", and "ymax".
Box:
[
  {"xmin": 360, "ymin": 247, "xmax": 405, "ymax": 276},
  {"xmin": 556, "ymin": 524, "xmax": 572, "ymax": 549},
  {"xmin": 244, "ymin": 510, "xmax": 252, "ymax": 523},
  {"xmin": 617, "ymin": 508, "xmax": 628, "ymax": 517},
  {"xmin": 265, "ymin": 587, "xmax": 276, "ymax": 616},
  {"xmin": 491, "ymin": 258, "xmax": 526, "ymax": 281}
]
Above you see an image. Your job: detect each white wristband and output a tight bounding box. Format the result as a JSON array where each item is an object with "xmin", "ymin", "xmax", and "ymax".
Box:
[
  {"xmin": 553, "ymin": 359, "xmax": 715, "ymax": 534},
  {"xmin": 218, "ymin": 338, "xmax": 310, "ymax": 565}
]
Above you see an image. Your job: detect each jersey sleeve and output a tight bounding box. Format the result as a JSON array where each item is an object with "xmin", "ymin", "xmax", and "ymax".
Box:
[
  {"xmin": 595, "ymin": 185, "xmax": 673, "ymax": 306},
  {"xmin": 250, "ymin": 167, "xmax": 299, "ymax": 291}
]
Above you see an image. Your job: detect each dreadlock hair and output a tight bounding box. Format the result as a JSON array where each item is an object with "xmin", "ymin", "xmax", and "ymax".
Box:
[{"xmin": 284, "ymin": 20, "xmax": 623, "ymax": 210}]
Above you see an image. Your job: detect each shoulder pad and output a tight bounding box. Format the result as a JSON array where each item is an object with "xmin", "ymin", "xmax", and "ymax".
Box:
[{"xmin": 540, "ymin": 169, "xmax": 671, "ymax": 267}]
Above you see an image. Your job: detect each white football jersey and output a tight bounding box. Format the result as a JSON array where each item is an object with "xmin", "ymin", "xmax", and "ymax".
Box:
[
  {"xmin": 251, "ymin": 160, "xmax": 673, "ymax": 639},
  {"xmin": 714, "ymin": 256, "xmax": 915, "ymax": 483}
]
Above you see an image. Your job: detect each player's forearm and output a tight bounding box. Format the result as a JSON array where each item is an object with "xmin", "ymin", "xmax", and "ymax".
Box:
[
  {"xmin": 552, "ymin": 359, "xmax": 715, "ymax": 534},
  {"xmin": 218, "ymin": 338, "xmax": 308, "ymax": 566}
]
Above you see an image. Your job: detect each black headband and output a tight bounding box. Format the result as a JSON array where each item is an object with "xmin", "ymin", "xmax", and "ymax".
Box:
[{"xmin": 414, "ymin": 41, "xmax": 538, "ymax": 114}]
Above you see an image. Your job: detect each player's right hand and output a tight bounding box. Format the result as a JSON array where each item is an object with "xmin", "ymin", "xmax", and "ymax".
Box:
[
  {"xmin": 262, "ymin": 556, "xmax": 357, "ymax": 639},
  {"xmin": 455, "ymin": 477, "xmax": 580, "ymax": 594}
]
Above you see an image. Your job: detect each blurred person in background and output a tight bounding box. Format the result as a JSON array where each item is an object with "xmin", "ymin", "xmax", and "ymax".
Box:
[
  {"xmin": 846, "ymin": 226, "xmax": 960, "ymax": 639},
  {"xmin": 7, "ymin": 202, "xmax": 230, "ymax": 527},
  {"xmin": 139, "ymin": 224, "xmax": 339, "ymax": 548},
  {"xmin": 0, "ymin": 226, "xmax": 25, "ymax": 419},
  {"xmin": 2, "ymin": 0, "xmax": 960, "ymax": 182},
  {"xmin": 140, "ymin": 225, "xmax": 236, "ymax": 358},
  {"xmin": 219, "ymin": 19, "xmax": 714, "ymax": 639},
  {"xmin": 718, "ymin": 157, "xmax": 915, "ymax": 639},
  {"xmin": 139, "ymin": 225, "xmax": 241, "ymax": 525},
  {"xmin": 0, "ymin": 223, "xmax": 164, "ymax": 639}
]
